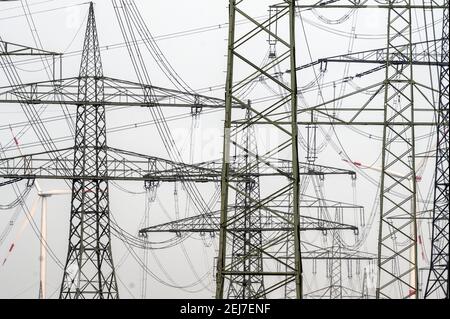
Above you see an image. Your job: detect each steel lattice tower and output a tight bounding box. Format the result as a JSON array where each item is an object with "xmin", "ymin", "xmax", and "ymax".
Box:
[
  {"xmin": 377, "ymin": 0, "xmax": 418, "ymax": 299},
  {"xmin": 216, "ymin": 0, "xmax": 302, "ymax": 299},
  {"xmin": 227, "ymin": 109, "xmax": 265, "ymax": 298},
  {"xmin": 60, "ymin": 3, "xmax": 119, "ymax": 299},
  {"xmin": 329, "ymin": 208, "xmax": 344, "ymax": 299},
  {"xmin": 425, "ymin": 0, "xmax": 449, "ymax": 299}
]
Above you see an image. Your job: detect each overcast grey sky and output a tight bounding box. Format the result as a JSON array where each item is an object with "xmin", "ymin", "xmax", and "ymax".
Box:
[{"xmin": 0, "ymin": 0, "xmax": 442, "ymax": 299}]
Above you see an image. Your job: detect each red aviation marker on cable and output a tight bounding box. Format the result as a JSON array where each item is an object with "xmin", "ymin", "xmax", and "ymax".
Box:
[
  {"xmin": 9, "ymin": 125, "xmax": 19, "ymax": 146},
  {"xmin": 2, "ymin": 126, "xmax": 34, "ymax": 266},
  {"xmin": 342, "ymin": 158, "xmax": 364, "ymax": 168},
  {"xmin": 8, "ymin": 125, "xmax": 23, "ymax": 156},
  {"xmin": 2, "ymin": 244, "xmax": 15, "ymax": 265}
]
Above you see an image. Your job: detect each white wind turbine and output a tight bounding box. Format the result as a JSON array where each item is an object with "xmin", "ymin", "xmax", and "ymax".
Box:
[
  {"xmin": 2, "ymin": 180, "xmax": 70, "ymax": 299},
  {"xmin": 34, "ymin": 180, "xmax": 70, "ymax": 299},
  {"xmin": 3, "ymin": 127, "xmax": 70, "ymax": 299},
  {"xmin": 342, "ymin": 151, "xmax": 430, "ymax": 299}
]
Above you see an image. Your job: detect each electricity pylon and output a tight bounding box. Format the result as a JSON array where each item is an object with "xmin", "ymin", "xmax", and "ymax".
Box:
[
  {"xmin": 0, "ymin": 2, "xmax": 349, "ymax": 298},
  {"xmin": 293, "ymin": 0, "xmax": 446, "ymax": 299},
  {"xmin": 377, "ymin": 0, "xmax": 418, "ymax": 299},
  {"xmin": 425, "ymin": 0, "xmax": 449, "ymax": 299},
  {"xmin": 226, "ymin": 109, "xmax": 265, "ymax": 298},
  {"xmin": 217, "ymin": 0, "xmax": 302, "ymax": 298},
  {"xmin": 0, "ymin": 2, "xmax": 231, "ymax": 298},
  {"xmin": 59, "ymin": 3, "xmax": 118, "ymax": 298},
  {"xmin": 1, "ymin": 0, "xmax": 447, "ymax": 300}
]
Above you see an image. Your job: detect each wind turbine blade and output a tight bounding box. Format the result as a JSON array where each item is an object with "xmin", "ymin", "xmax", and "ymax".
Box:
[
  {"xmin": 2, "ymin": 197, "xmax": 39, "ymax": 266},
  {"xmin": 34, "ymin": 180, "xmax": 42, "ymax": 194},
  {"xmin": 44, "ymin": 190, "xmax": 71, "ymax": 196}
]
